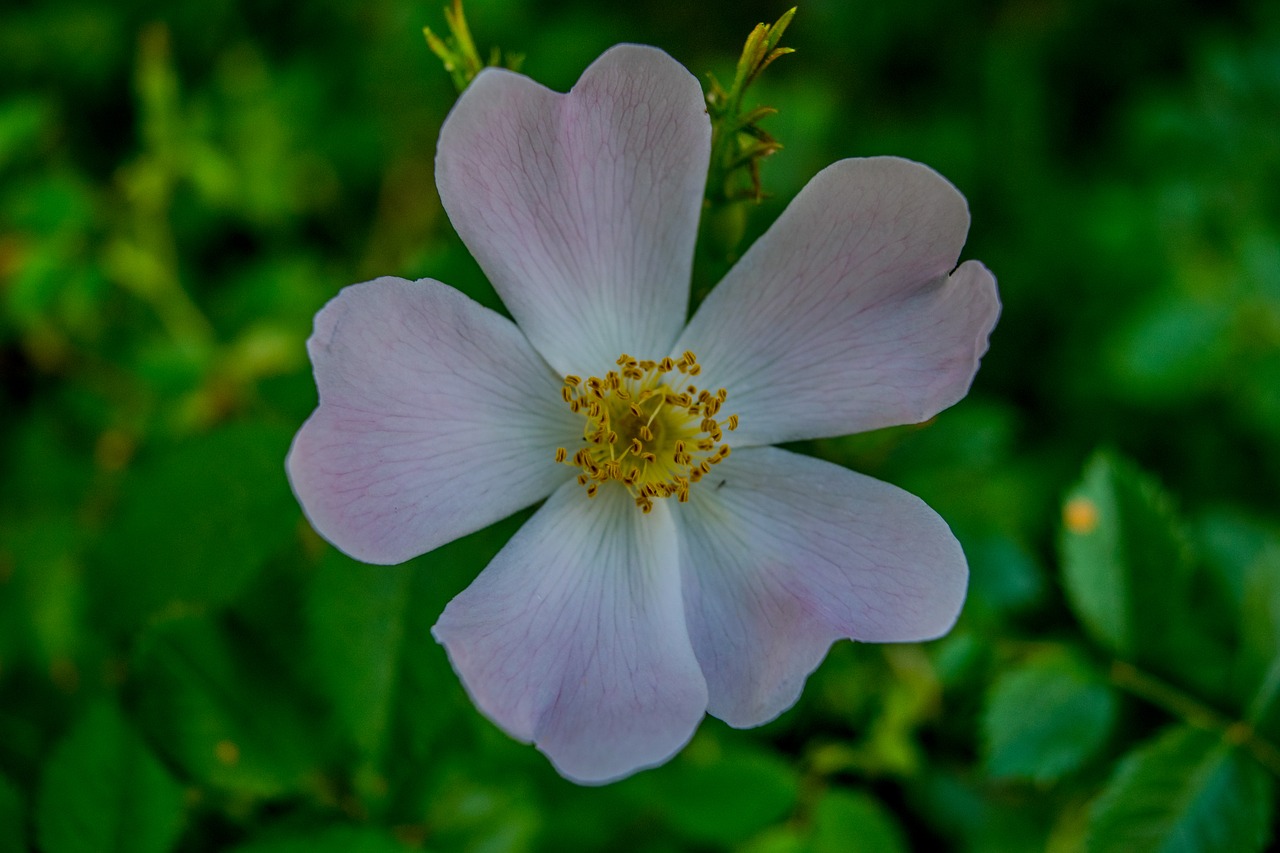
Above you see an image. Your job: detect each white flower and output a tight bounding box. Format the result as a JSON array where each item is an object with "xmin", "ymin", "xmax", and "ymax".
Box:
[{"xmin": 287, "ymin": 45, "xmax": 1000, "ymax": 784}]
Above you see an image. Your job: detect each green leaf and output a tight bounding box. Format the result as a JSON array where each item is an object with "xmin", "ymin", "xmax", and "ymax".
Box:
[
  {"xmin": 307, "ymin": 548, "xmax": 427, "ymax": 758},
  {"xmin": 1108, "ymin": 296, "xmax": 1235, "ymax": 403},
  {"xmin": 1086, "ymin": 725, "xmax": 1273, "ymax": 853},
  {"xmin": 0, "ymin": 513, "xmax": 84, "ymax": 668},
  {"xmin": 90, "ymin": 423, "xmax": 297, "ymax": 634},
  {"xmin": 648, "ymin": 744, "xmax": 799, "ymax": 845},
  {"xmin": 810, "ymin": 789, "xmax": 909, "ymax": 853},
  {"xmin": 0, "ymin": 772, "xmax": 25, "ymax": 853},
  {"xmin": 0, "ymin": 96, "xmax": 52, "ymax": 170},
  {"xmin": 1059, "ymin": 452, "xmax": 1193, "ymax": 662},
  {"xmin": 304, "ymin": 510, "xmax": 527, "ymax": 793},
  {"xmin": 36, "ymin": 702, "xmax": 186, "ymax": 853},
  {"xmin": 739, "ymin": 826, "xmax": 806, "ymax": 853},
  {"xmin": 984, "ymin": 650, "xmax": 1117, "ymax": 783},
  {"xmin": 1242, "ymin": 547, "xmax": 1280, "ymax": 690},
  {"xmin": 230, "ymin": 825, "xmax": 408, "ymax": 853},
  {"xmin": 614, "ymin": 737, "xmax": 799, "ymax": 846},
  {"xmin": 131, "ymin": 615, "xmax": 324, "ymax": 798},
  {"xmin": 422, "ymin": 770, "xmax": 540, "ymax": 853}
]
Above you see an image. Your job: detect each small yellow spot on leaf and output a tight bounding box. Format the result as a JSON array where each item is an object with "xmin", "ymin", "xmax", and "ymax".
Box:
[
  {"xmin": 1064, "ymin": 497, "xmax": 1099, "ymax": 534},
  {"xmin": 215, "ymin": 740, "xmax": 241, "ymax": 766}
]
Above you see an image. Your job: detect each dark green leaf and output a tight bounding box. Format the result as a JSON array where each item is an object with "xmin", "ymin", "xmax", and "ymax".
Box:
[
  {"xmin": 649, "ymin": 745, "xmax": 799, "ymax": 845},
  {"xmin": 1108, "ymin": 296, "xmax": 1235, "ymax": 403},
  {"xmin": 0, "ymin": 513, "xmax": 84, "ymax": 669},
  {"xmin": 1193, "ymin": 508, "xmax": 1280, "ymax": 612},
  {"xmin": 984, "ymin": 650, "xmax": 1117, "ymax": 783},
  {"xmin": 1087, "ymin": 725, "xmax": 1273, "ymax": 853},
  {"xmin": 614, "ymin": 736, "xmax": 799, "ymax": 846},
  {"xmin": 230, "ymin": 825, "xmax": 408, "ymax": 853},
  {"xmin": 304, "ymin": 511, "xmax": 525, "ymax": 794},
  {"xmin": 306, "ymin": 551, "xmax": 448, "ymax": 761},
  {"xmin": 0, "ymin": 96, "xmax": 52, "ymax": 169},
  {"xmin": 36, "ymin": 702, "xmax": 185, "ymax": 853},
  {"xmin": 965, "ymin": 533, "xmax": 1047, "ymax": 619},
  {"xmin": 131, "ymin": 615, "xmax": 324, "ymax": 798},
  {"xmin": 90, "ymin": 424, "xmax": 297, "ymax": 634},
  {"xmin": 423, "ymin": 772, "xmax": 540, "ymax": 853},
  {"xmin": 1241, "ymin": 547, "xmax": 1280, "ymax": 703},
  {"xmin": 0, "ymin": 772, "xmax": 25, "ymax": 853},
  {"xmin": 1059, "ymin": 453, "xmax": 1192, "ymax": 662},
  {"xmin": 810, "ymin": 789, "xmax": 908, "ymax": 853},
  {"xmin": 739, "ymin": 826, "xmax": 806, "ymax": 853}
]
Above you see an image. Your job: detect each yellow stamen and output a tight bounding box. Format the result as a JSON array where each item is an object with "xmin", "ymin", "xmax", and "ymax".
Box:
[{"xmin": 554, "ymin": 351, "xmax": 736, "ymax": 512}]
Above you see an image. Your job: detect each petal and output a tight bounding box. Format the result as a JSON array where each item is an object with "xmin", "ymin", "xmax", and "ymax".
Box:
[
  {"xmin": 437, "ymin": 45, "xmax": 710, "ymax": 377},
  {"xmin": 433, "ymin": 480, "xmax": 707, "ymax": 784},
  {"xmin": 676, "ymin": 157, "xmax": 1000, "ymax": 446},
  {"xmin": 286, "ymin": 277, "xmax": 579, "ymax": 565},
  {"xmin": 676, "ymin": 445, "xmax": 967, "ymax": 728}
]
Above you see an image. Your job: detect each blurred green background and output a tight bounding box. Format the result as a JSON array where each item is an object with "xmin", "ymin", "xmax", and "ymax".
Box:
[{"xmin": 3, "ymin": 0, "xmax": 1280, "ymax": 850}]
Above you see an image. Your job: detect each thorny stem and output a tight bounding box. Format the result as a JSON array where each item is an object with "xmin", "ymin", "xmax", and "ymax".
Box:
[{"xmin": 1110, "ymin": 660, "xmax": 1280, "ymax": 777}]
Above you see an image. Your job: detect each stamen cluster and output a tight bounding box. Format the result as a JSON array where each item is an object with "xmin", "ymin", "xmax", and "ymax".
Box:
[{"xmin": 556, "ymin": 351, "xmax": 738, "ymax": 513}]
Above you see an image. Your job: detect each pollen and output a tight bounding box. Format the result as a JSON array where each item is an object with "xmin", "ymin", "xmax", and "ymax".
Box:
[{"xmin": 555, "ymin": 351, "xmax": 738, "ymax": 512}]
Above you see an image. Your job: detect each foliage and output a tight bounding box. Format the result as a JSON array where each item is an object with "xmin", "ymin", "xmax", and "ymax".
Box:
[{"xmin": 2, "ymin": 0, "xmax": 1280, "ymax": 850}]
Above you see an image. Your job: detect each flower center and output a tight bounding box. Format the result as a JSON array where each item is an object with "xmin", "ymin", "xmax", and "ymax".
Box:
[{"xmin": 555, "ymin": 351, "xmax": 738, "ymax": 513}]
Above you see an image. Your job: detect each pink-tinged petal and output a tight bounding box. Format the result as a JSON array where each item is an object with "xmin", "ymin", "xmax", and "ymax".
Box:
[
  {"xmin": 433, "ymin": 480, "xmax": 707, "ymax": 784},
  {"xmin": 286, "ymin": 277, "xmax": 579, "ymax": 565},
  {"xmin": 676, "ymin": 157, "xmax": 1000, "ymax": 446},
  {"xmin": 437, "ymin": 45, "xmax": 710, "ymax": 376},
  {"xmin": 677, "ymin": 446, "xmax": 967, "ymax": 728}
]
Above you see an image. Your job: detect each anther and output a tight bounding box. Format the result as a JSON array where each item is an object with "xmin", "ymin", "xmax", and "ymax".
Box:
[{"xmin": 558, "ymin": 350, "xmax": 735, "ymax": 509}]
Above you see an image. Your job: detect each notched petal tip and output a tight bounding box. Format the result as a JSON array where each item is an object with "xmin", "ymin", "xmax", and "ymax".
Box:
[
  {"xmin": 435, "ymin": 41, "xmax": 711, "ymax": 375},
  {"xmin": 676, "ymin": 155, "xmax": 997, "ymax": 445}
]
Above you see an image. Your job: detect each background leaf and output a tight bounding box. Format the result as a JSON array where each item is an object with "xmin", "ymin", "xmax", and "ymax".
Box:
[
  {"xmin": 1086, "ymin": 725, "xmax": 1273, "ymax": 853},
  {"xmin": 983, "ymin": 650, "xmax": 1117, "ymax": 783},
  {"xmin": 36, "ymin": 701, "xmax": 186, "ymax": 853},
  {"xmin": 620, "ymin": 742, "xmax": 799, "ymax": 846},
  {"xmin": 1059, "ymin": 452, "xmax": 1190, "ymax": 657},
  {"xmin": 809, "ymin": 788, "xmax": 909, "ymax": 853},
  {"xmin": 305, "ymin": 550, "xmax": 453, "ymax": 763},
  {"xmin": 0, "ymin": 772, "xmax": 25, "ymax": 853},
  {"xmin": 1058, "ymin": 452, "xmax": 1231, "ymax": 698},
  {"xmin": 89, "ymin": 423, "xmax": 297, "ymax": 635},
  {"xmin": 229, "ymin": 825, "xmax": 409, "ymax": 853},
  {"xmin": 130, "ymin": 615, "xmax": 325, "ymax": 799}
]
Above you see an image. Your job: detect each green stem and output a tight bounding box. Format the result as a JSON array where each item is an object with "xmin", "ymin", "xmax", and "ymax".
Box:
[
  {"xmin": 1247, "ymin": 654, "xmax": 1280, "ymax": 726},
  {"xmin": 1110, "ymin": 660, "xmax": 1280, "ymax": 777}
]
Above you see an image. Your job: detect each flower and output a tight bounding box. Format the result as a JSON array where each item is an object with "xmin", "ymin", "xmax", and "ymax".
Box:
[{"xmin": 287, "ymin": 44, "xmax": 999, "ymax": 784}]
